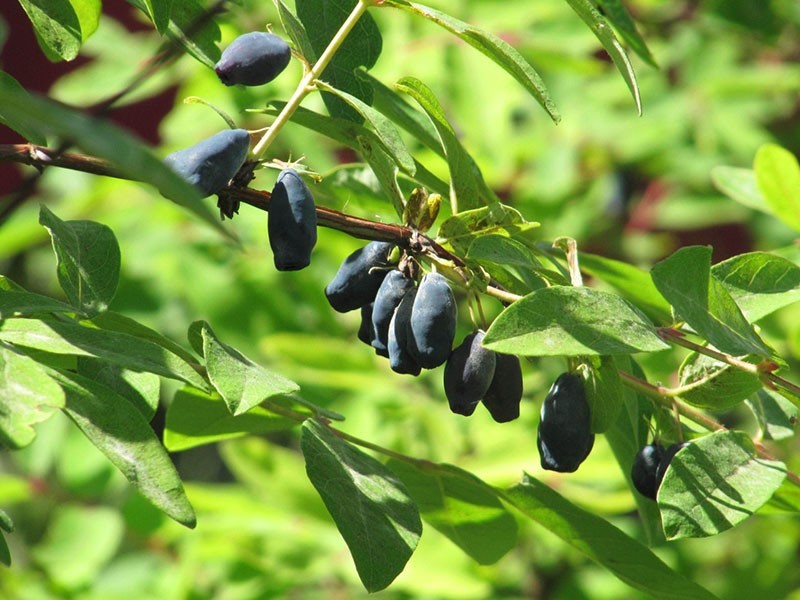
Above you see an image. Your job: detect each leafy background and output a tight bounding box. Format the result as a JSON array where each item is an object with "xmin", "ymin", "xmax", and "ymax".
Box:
[{"xmin": 2, "ymin": 0, "xmax": 800, "ymax": 598}]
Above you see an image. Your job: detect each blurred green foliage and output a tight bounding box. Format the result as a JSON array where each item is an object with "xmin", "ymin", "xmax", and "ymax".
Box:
[{"xmin": 2, "ymin": 0, "xmax": 800, "ymax": 598}]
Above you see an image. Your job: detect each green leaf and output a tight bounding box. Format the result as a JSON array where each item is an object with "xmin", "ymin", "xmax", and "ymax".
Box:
[
  {"xmin": 467, "ymin": 234, "xmax": 546, "ymax": 293},
  {"xmin": 355, "ymin": 133, "xmax": 405, "ymax": 217},
  {"xmin": 127, "ymin": 0, "xmax": 221, "ymax": 68},
  {"xmin": 381, "ymin": 0, "xmax": 560, "ymax": 123},
  {"xmin": 0, "ymin": 509, "xmax": 11, "ymax": 533},
  {"xmin": 163, "ymin": 387, "xmax": 297, "ymax": 452},
  {"xmin": 579, "ymin": 355, "xmax": 623, "ymax": 433},
  {"xmin": 0, "ymin": 289, "xmax": 75, "ymax": 319},
  {"xmin": 356, "ymin": 68, "xmax": 443, "ymax": 157},
  {"xmin": 76, "ymin": 357, "xmax": 160, "ymax": 420},
  {"xmin": 0, "ymin": 68, "xmax": 230, "ymax": 237},
  {"xmin": 677, "ymin": 352, "xmax": 762, "ymax": 410},
  {"xmin": 754, "ymin": 144, "xmax": 800, "ymax": 232},
  {"xmin": 201, "ymin": 321, "xmax": 299, "ymax": 416},
  {"xmin": 579, "ymin": 252, "xmax": 671, "ymax": 325},
  {"xmin": 296, "ymin": 0, "xmax": 382, "ymax": 122},
  {"xmin": 710, "ymin": 166, "xmax": 769, "ymax": 214},
  {"xmin": 438, "ymin": 204, "xmax": 539, "ymax": 256},
  {"xmin": 0, "ymin": 343, "xmax": 65, "ymax": 449},
  {"xmin": 69, "ymin": 0, "xmax": 101, "ymax": 40},
  {"xmin": 0, "ymin": 71, "xmax": 47, "ymax": 144},
  {"xmin": 301, "ymin": 419, "xmax": 422, "ymax": 592},
  {"xmin": 0, "ymin": 509, "xmax": 10, "ymax": 566},
  {"xmin": 746, "ymin": 388, "xmax": 798, "ymax": 442},
  {"xmin": 0, "ymin": 318, "xmax": 207, "ymax": 390},
  {"xmin": 395, "ymin": 76, "xmax": 489, "ymax": 212},
  {"xmin": 39, "ymin": 206, "xmax": 120, "ymax": 317},
  {"xmin": 53, "ymin": 370, "xmax": 196, "ymax": 527},
  {"xmin": 658, "ymin": 431, "xmax": 786, "ymax": 540},
  {"xmin": 386, "ymin": 460, "xmax": 517, "ymax": 565},
  {"xmin": 93, "ymin": 310, "xmax": 198, "ymax": 366},
  {"xmin": 31, "ymin": 505, "xmax": 124, "ymax": 590},
  {"xmin": 596, "ymin": 0, "xmax": 656, "ymax": 67},
  {"xmin": 504, "ymin": 475, "xmax": 718, "ymax": 600},
  {"xmin": 712, "ymin": 252, "xmax": 800, "ymax": 322},
  {"xmin": 483, "ymin": 286, "xmax": 669, "ymax": 356},
  {"xmin": 19, "ymin": 0, "xmax": 81, "ymax": 61},
  {"xmin": 316, "ymin": 81, "xmax": 415, "ymax": 174},
  {"xmin": 274, "ymin": 0, "xmax": 316, "ymax": 63},
  {"xmin": 650, "ymin": 246, "xmax": 773, "ymax": 357},
  {"xmin": 142, "ymin": 0, "xmax": 173, "ymax": 33},
  {"xmin": 564, "ymin": 0, "xmax": 641, "ymax": 114}
]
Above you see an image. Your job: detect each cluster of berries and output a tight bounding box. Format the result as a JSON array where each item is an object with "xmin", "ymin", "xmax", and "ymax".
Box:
[{"xmin": 163, "ymin": 32, "xmax": 317, "ymax": 270}]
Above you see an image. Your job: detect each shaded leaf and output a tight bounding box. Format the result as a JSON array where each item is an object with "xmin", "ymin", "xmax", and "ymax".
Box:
[
  {"xmin": 54, "ymin": 370, "xmax": 196, "ymax": 527},
  {"xmin": 677, "ymin": 352, "xmax": 761, "ymax": 410},
  {"xmin": 579, "ymin": 355, "xmax": 623, "ymax": 433},
  {"xmin": 76, "ymin": 357, "xmax": 160, "ymax": 420},
  {"xmin": 19, "ymin": 0, "xmax": 82, "ymax": 61},
  {"xmin": 274, "ymin": 0, "xmax": 316, "ymax": 61},
  {"xmin": 650, "ymin": 246, "xmax": 772, "ymax": 357},
  {"xmin": 712, "ymin": 251, "xmax": 800, "ymax": 322},
  {"xmin": 0, "ymin": 317, "xmax": 207, "ymax": 390},
  {"xmin": 504, "ymin": 474, "xmax": 718, "ymax": 599},
  {"xmin": 386, "ymin": 459, "xmax": 517, "ymax": 565},
  {"xmin": 483, "ymin": 286, "xmax": 669, "ymax": 356},
  {"xmin": 301, "ymin": 419, "xmax": 421, "ymax": 592},
  {"xmin": 164, "ymin": 387, "xmax": 297, "ymax": 452},
  {"xmin": 439, "ymin": 204, "xmax": 539, "ymax": 255},
  {"xmin": 39, "ymin": 206, "xmax": 120, "ymax": 317},
  {"xmin": 93, "ymin": 310, "xmax": 198, "ymax": 366},
  {"xmin": 381, "ymin": 0, "xmax": 560, "ymax": 122},
  {"xmin": 142, "ymin": 0, "xmax": 173, "ymax": 33},
  {"xmin": 746, "ymin": 388, "xmax": 798, "ymax": 442},
  {"xmin": 355, "ymin": 133, "xmax": 405, "ymax": 217},
  {"xmin": 201, "ymin": 321, "xmax": 299, "ymax": 416},
  {"xmin": 658, "ymin": 431, "xmax": 786, "ymax": 540},
  {"xmin": 296, "ymin": 0, "xmax": 382, "ymax": 122},
  {"xmin": 0, "ymin": 289, "xmax": 74, "ymax": 319},
  {"xmin": 0, "ymin": 343, "xmax": 65, "ymax": 449},
  {"xmin": 754, "ymin": 143, "xmax": 800, "ymax": 232}
]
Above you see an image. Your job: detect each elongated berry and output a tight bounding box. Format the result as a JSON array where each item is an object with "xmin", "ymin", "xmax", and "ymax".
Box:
[
  {"xmin": 268, "ymin": 169, "xmax": 317, "ymax": 271},
  {"xmin": 631, "ymin": 443, "xmax": 665, "ymax": 500},
  {"xmin": 481, "ymin": 353, "xmax": 523, "ymax": 423},
  {"xmin": 408, "ymin": 272, "xmax": 456, "ymax": 369},
  {"xmin": 371, "ymin": 270, "xmax": 415, "ymax": 357},
  {"xmin": 444, "ymin": 330, "xmax": 496, "ymax": 416},
  {"xmin": 215, "ymin": 32, "xmax": 291, "ymax": 86},
  {"xmin": 164, "ymin": 129, "xmax": 250, "ymax": 197},
  {"xmin": 388, "ymin": 287, "xmax": 420, "ymax": 376},
  {"xmin": 537, "ymin": 372, "xmax": 594, "ymax": 473},
  {"xmin": 325, "ymin": 241, "xmax": 394, "ymax": 313}
]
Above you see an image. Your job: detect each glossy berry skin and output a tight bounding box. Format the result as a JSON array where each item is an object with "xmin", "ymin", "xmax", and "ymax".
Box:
[
  {"xmin": 164, "ymin": 129, "xmax": 250, "ymax": 197},
  {"xmin": 358, "ymin": 303, "xmax": 375, "ymax": 346},
  {"xmin": 371, "ymin": 270, "xmax": 415, "ymax": 357},
  {"xmin": 408, "ymin": 272, "xmax": 457, "ymax": 369},
  {"xmin": 325, "ymin": 241, "xmax": 394, "ymax": 313},
  {"xmin": 537, "ymin": 372, "xmax": 595, "ymax": 473},
  {"xmin": 387, "ymin": 287, "xmax": 421, "ymax": 376},
  {"xmin": 655, "ymin": 442, "xmax": 690, "ymax": 491},
  {"xmin": 481, "ymin": 353, "xmax": 523, "ymax": 423},
  {"xmin": 215, "ymin": 32, "xmax": 291, "ymax": 86},
  {"xmin": 444, "ymin": 331, "xmax": 496, "ymax": 416},
  {"xmin": 267, "ymin": 169, "xmax": 317, "ymax": 271},
  {"xmin": 631, "ymin": 443, "xmax": 665, "ymax": 500}
]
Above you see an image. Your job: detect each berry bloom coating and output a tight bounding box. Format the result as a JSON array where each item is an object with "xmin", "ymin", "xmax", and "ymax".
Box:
[
  {"xmin": 267, "ymin": 169, "xmax": 317, "ymax": 271},
  {"xmin": 444, "ymin": 330, "xmax": 496, "ymax": 416},
  {"xmin": 387, "ymin": 287, "xmax": 421, "ymax": 376},
  {"xmin": 537, "ymin": 372, "xmax": 595, "ymax": 473},
  {"xmin": 164, "ymin": 129, "xmax": 250, "ymax": 197},
  {"xmin": 371, "ymin": 270, "xmax": 415, "ymax": 357},
  {"xmin": 215, "ymin": 32, "xmax": 292, "ymax": 87},
  {"xmin": 481, "ymin": 353, "xmax": 523, "ymax": 423},
  {"xmin": 408, "ymin": 272, "xmax": 457, "ymax": 369},
  {"xmin": 324, "ymin": 241, "xmax": 394, "ymax": 313}
]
